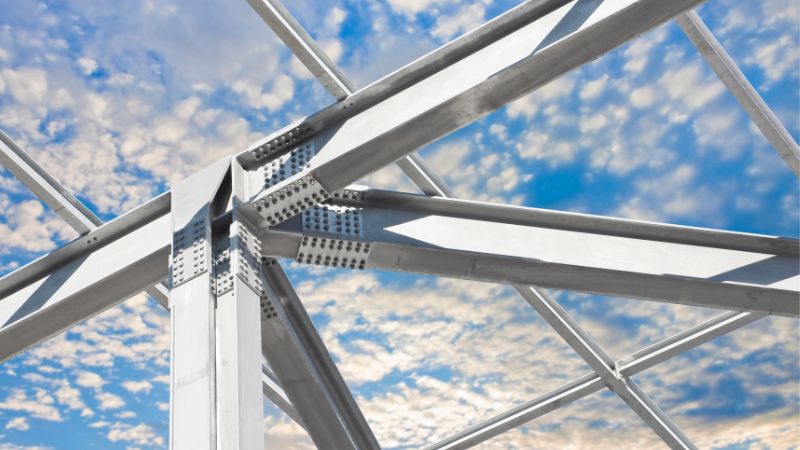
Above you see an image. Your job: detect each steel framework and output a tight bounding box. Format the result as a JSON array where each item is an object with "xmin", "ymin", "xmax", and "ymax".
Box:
[{"xmin": 0, "ymin": 0, "xmax": 798, "ymax": 448}]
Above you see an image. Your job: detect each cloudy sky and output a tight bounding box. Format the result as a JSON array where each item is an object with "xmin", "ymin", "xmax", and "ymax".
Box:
[{"xmin": 0, "ymin": 0, "xmax": 798, "ymax": 449}]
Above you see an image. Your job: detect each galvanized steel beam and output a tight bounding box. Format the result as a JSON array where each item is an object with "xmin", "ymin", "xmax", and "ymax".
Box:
[
  {"xmin": 243, "ymin": 0, "xmax": 709, "ymax": 220},
  {"xmin": 261, "ymin": 190, "xmax": 799, "ymax": 316},
  {"xmin": 425, "ymin": 310, "xmax": 763, "ymax": 449},
  {"xmin": 677, "ymin": 11, "xmax": 800, "ymax": 177},
  {"xmin": 516, "ymin": 286, "xmax": 697, "ymax": 449}
]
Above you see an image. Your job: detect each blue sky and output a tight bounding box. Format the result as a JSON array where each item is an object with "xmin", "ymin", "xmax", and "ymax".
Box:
[{"xmin": 0, "ymin": 0, "xmax": 798, "ymax": 448}]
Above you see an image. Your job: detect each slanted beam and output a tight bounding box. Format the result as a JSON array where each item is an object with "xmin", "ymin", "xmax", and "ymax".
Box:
[
  {"xmin": 0, "ymin": 130, "xmax": 101, "ymax": 234},
  {"xmin": 243, "ymin": 0, "xmax": 708, "ymax": 223},
  {"xmin": 516, "ymin": 286, "xmax": 696, "ymax": 449},
  {"xmin": 255, "ymin": 261, "xmax": 359, "ymax": 449},
  {"xmin": 260, "ymin": 188, "xmax": 799, "ymax": 316},
  {"xmin": 245, "ymin": 0, "xmax": 452, "ymax": 197},
  {"xmin": 425, "ymin": 311, "xmax": 763, "ymax": 449},
  {"xmin": 0, "ymin": 129, "xmax": 170, "ymax": 307},
  {"xmin": 677, "ymin": 11, "xmax": 800, "ymax": 177},
  {"xmin": 245, "ymin": 0, "xmax": 354, "ymax": 100},
  {"xmin": 0, "ymin": 205, "xmax": 170, "ymax": 363},
  {"xmin": 261, "ymin": 363, "xmax": 305, "ymax": 428},
  {"xmin": 260, "ymin": 262, "xmax": 380, "ymax": 449}
]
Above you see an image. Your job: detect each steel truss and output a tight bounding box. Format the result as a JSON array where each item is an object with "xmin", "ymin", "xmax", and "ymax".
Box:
[{"xmin": 0, "ymin": 0, "xmax": 798, "ymax": 449}]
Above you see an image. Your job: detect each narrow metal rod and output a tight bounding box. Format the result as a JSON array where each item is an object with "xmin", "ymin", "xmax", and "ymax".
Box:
[
  {"xmin": 245, "ymin": 0, "xmax": 451, "ymax": 197},
  {"xmin": 245, "ymin": 0, "xmax": 354, "ymax": 100},
  {"xmin": 388, "ymin": 63, "xmax": 695, "ymax": 445},
  {"xmin": 0, "ymin": 129, "xmax": 102, "ymax": 234},
  {"xmin": 0, "ymin": 130, "xmax": 170, "ymax": 307},
  {"xmin": 677, "ymin": 11, "xmax": 800, "ymax": 177},
  {"xmin": 261, "ymin": 363, "xmax": 306, "ymax": 428},
  {"xmin": 515, "ymin": 285, "xmax": 697, "ymax": 449},
  {"xmin": 425, "ymin": 311, "xmax": 762, "ymax": 449}
]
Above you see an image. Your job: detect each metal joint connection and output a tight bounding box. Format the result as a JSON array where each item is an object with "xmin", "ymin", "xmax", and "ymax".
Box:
[
  {"xmin": 171, "ymin": 218, "xmax": 210, "ymax": 288},
  {"xmin": 249, "ymin": 123, "xmax": 314, "ymax": 163}
]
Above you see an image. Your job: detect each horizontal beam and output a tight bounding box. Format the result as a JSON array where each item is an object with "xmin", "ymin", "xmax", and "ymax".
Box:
[
  {"xmin": 261, "ymin": 190, "xmax": 799, "ymax": 316},
  {"xmin": 0, "ymin": 210, "xmax": 170, "ymax": 363},
  {"xmin": 426, "ymin": 310, "xmax": 762, "ymax": 449},
  {"xmin": 338, "ymin": 188, "xmax": 799, "ymax": 257}
]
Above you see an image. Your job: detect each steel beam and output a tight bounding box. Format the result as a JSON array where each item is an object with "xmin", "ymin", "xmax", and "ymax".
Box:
[
  {"xmin": 262, "ymin": 363, "xmax": 305, "ymax": 428},
  {"xmin": 260, "ymin": 190, "xmax": 799, "ymax": 316},
  {"xmin": 215, "ymin": 161, "xmax": 266, "ymax": 450},
  {"xmin": 260, "ymin": 262, "xmax": 380, "ymax": 449},
  {"xmin": 334, "ymin": 188, "xmax": 798, "ymax": 256},
  {"xmin": 245, "ymin": 0, "xmax": 451, "ymax": 198},
  {"xmin": 677, "ymin": 11, "xmax": 800, "ymax": 177},
  {"xmin": 245, "ymin": 0, "xmax": 354, "ymax": 100},
  {"xmin": 243, "ymin": 0, "xmax": 708, "ymax": 218},
  {"xmin": 0, "ymin": 209, "xmax": 170, "ymax": 363},
  {"xmin": 169, "ymin": 158, "xmax": 231, "ymax": 450},
  {"xmin": 0, "ymin": 129, "xmax": 170, "ymax": 307},
  {"xmin": 425, "ymin": 310, "xmax": 763, "ymax": 449},
  {"xmin": 236, "ymin": 0, "xmax": 575, "ymax": 170},
  {"xmin": 515, "ymin": 286, "xmax": 696, "ymax": 449},
  {"xmin": 256, "ymin": 261, "xmax": 357, "ymax": 449},
  {"xmin": 0, "ymin": 129, "xmax": 102, "ymax": 234}
]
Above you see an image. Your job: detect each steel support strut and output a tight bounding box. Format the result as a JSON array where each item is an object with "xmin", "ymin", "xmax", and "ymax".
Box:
[
  {"xmin": 234, "ymin": 157, "xmax": 379, "ymax": 449},
  {"xmin": 515, "ymin": 286, "xmax": 697, "ymax": 449},
  {"xmin": 169, "ymin": 158, "xmax": 265, "ymax": 450},
  {"xmin": 677, "ymin": 11, "xmax": 800, "ymax": 177},
  {"xmin": 426, "ymin": 311, "xmax": 763, "ymax": 449},
  {"xmin": 260, "ymin": 188, "xmax": 799, "ymax": 317},
  {"xmin": 245, "ymin": 0, "xmax": 453, "ymax": 197},
  {"xmin": 0, "ymin": 129, "xmax": 170, "ymax": 308}
]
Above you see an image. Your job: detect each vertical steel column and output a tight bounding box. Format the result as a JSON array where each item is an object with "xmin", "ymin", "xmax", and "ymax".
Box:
[
  {"xmin": 169, "ymin": 158, "xmax": 231, "ymax": 450},
  {"xmin": 214, "ymin": 159, "xmax": 267, "ymax": 449}
]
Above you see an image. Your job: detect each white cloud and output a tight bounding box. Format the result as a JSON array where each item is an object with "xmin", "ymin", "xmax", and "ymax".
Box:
[
  {"xmin": 55, "ymin": 379, "xmax": 91, "ymax": 417},
  {"xmin": 106, "ymin": 422, "xmax": 164, "ymax": 446},
  {"xmin": 121, "ymin": 381, "xmax": 153, "ymax": 394},
  {"xmin": 432, "ymin": 3, "xmax": 485, "ymax": 40},
  {"xmin": 0, "ymin": 68, "xmax": 48, "ymax": 105},
  {"xmin": 5, "ymin": 417, "xmax": 30, "ymax": 431},
  {"xmin": 0, "ymin": 389, "xmax": 62, "ymax": 422},
  {"xmin": 76, "ymin": 57, "xmax": 98, "ymax": 76},
  {"xmin": 95, "ymin": 392, "xmax": 125, "ymax": 411},
  {"xmin": 74, "ymin": 371, "xmax": 105, "ymax": 390},
  {"xmin": 580, "ymin": 75, "xmax": 609, "ymax": 101}
]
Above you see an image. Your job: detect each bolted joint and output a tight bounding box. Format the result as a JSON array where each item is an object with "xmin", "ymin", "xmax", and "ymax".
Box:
[
  {"xmin": 171, "ymin": 218, "xmax": 210, "ymax": 288},
  {"xmin": 249, "ymin": 123, "xmax": 313, "ymax": 163}
]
